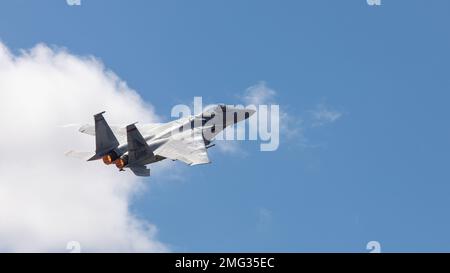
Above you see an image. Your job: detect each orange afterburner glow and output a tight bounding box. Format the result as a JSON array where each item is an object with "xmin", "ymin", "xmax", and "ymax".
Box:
[
  {"xmin": 102, "ymin": 155, "xmax": 114, "ymax": 165},
  {"xmin": 115, "ymin": 158, "xmax": 126, "ymax": 169}
]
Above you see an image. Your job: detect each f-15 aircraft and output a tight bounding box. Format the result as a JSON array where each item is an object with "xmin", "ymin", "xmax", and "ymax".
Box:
[{"xmin": 67, "ymin": 105, "xmax": 255, "ymax": 176}]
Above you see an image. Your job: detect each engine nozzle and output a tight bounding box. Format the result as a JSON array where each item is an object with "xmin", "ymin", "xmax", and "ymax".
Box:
[
  {"xmin": 102, "ymin": 155, "xmax": 114, "ymax": 165},
  {"xmin": 115, "ymin": 158, "xmax": 127, "ymax": 169}
]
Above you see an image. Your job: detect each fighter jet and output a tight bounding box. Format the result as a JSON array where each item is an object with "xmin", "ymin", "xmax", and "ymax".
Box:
[{"xmin": 67, "ymin": 105, "xmax": 255, "ymax": 176}]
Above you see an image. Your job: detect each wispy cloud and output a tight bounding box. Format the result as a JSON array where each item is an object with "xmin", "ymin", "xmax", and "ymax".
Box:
[
  {"xmin": 216, "ymin": 141, "xmax": 248, "ymax": 157},
  {"xmin": 241, "ymin": 81, "xmax": 276, "ymax": 105},
  {"xmin": 310, "ymin": 103, "xmax": 342, "ymax": 127},
  {"xmin": 237, "ymin": 82, "xmax": 343, "ymax": 151},
  {"xmin": 216, "ymin": 81, "xmax": 306, "ymax": 155}
]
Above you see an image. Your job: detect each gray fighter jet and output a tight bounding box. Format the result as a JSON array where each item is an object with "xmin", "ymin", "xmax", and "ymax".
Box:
[{"xmin": 67, "ymin": 105, "xmax": 255, "ymax": 176}]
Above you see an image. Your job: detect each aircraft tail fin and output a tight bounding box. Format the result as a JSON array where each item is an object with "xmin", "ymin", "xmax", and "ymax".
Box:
[{"xmin": 87, "ymin": 112, "xmax": 120, "ymax": 161}]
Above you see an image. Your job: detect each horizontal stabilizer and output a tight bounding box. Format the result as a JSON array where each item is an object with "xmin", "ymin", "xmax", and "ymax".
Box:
[{"xmin": 130, "ymin": 166, "xmax": 150, "ymax": 177}]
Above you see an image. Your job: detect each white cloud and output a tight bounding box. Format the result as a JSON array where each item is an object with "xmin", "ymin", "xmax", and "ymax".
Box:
[
  {"xmin": 238, "ymin": 83, "xmax": 343, "ymax": 150},
  {"xmin": 215, "ymin": 141, "xmax": 248, "ymax": 157},
  {"xmin": 241, "ymin": 81, "xmax": 276, "ymax": 105},
  {"xmin": 248, "ymin": 82, "xmax": 302, "ymax": 139},
  {"xmin": 310, "ymin": 103, "xmax": 342, "ymax": 127},
  {"xmin": 241, "ymin": 82, "xmax": 302, "ymax": 137},
  {"xmin": 0, "ymin": 42, "xmax": 168, "ymax": 252}
]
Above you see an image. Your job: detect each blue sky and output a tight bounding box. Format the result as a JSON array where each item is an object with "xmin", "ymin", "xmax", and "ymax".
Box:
[{"xmin": 1, "ymin": 0, "xmax": 450, "ymax": 252}]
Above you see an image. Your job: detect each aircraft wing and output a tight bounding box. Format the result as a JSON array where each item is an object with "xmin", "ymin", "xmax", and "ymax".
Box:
[
  {"xmin": 79, "ymin": 123, "xmax": 127, "ymax": 143},
  {"xmin": 79, "ymin": 123, "xmax": 162, "ymax": 144},
  {"xmin": 153, "ymin": 128, "xmax": 210, "ymax": 166}
]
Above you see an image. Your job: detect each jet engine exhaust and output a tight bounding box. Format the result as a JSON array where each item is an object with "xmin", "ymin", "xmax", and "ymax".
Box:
[
  {"xmin": 102, "ymin": 155, "xmax": 114, "ymax": 165},
  {"xmin": 115, "ymin": 158, "xmax": 128, "ymax": 169},
  {"xmin": 102, "ymin": 152, "xmax": 120, "ymax": 165}
]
